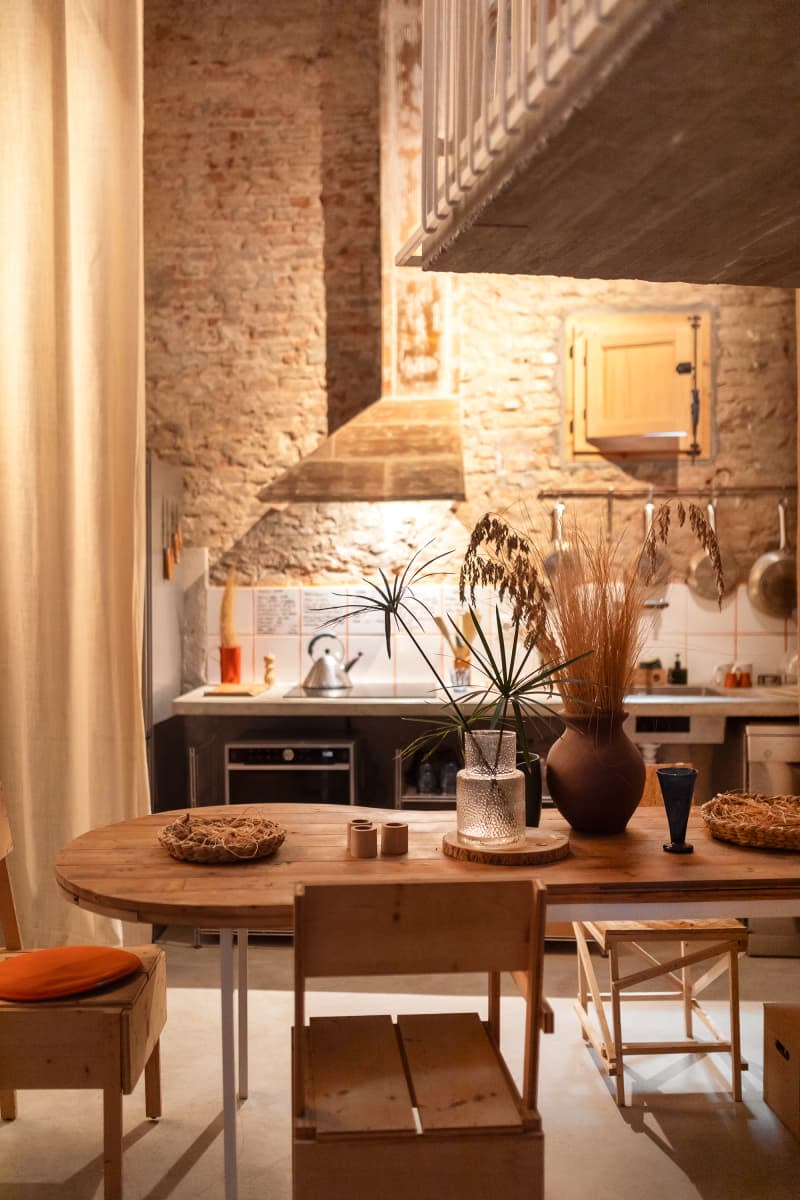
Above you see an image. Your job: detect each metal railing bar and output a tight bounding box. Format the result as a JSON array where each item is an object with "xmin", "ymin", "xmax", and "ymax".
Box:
[
  {"xmin": 432, "ymin": 0, "xmax": 450, "ymax": 218},
  {"xmin": 482, "ymin": 0, "xmax": 493, "ymax": 155},
  {"xmin": 421, "ymin": 0, "xmax": 437, "ymax": 233},
  {"xmin": 454, "ymin": 0, "xmax": 469, "ymax": 194},
  {"xmin": 537, "ymin": 485, "xmax": 798, "ymax": 501},
  {"xmin": 406, "ymin": 0, "xmax": 633, "ymax": 263},
  {"xmin": 443, "ymin": 0, "xmax": 456, "ymax": 207}
]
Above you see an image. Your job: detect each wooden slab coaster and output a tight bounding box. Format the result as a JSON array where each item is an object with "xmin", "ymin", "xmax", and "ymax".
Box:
[{"xmin": 442, "ymin": 829, "xmax": 570, "ymax": 865}]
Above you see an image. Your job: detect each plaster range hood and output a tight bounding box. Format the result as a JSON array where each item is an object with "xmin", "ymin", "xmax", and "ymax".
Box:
[{"xmin": 257, "ymin": 396, "xmax": 465, "ymax": 504}]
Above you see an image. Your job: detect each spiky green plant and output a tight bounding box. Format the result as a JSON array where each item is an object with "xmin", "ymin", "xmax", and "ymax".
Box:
[{"xmin": 323, "ymin": 545, "xmax": 581, "ymax": 791}]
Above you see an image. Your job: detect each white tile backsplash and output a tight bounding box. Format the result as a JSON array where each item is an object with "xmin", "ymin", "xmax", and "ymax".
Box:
[
  {"xmin": 301, "ymin": 588, "xmax": 347, "ymax": 636},
  {"xmin": 394, "ymin": 632, "xmax": 447, "ymax": 685},
  {"xmin": 684, "ymin": 634, "xmax": 736, "ymax": 686},
  {"xmin": 201, "ymin": 580, "xmax": 792, "ymax": 691},
  {"xmin": 686, "ymin": 586, "xmax": 736, "ymax": 634},
  {"xmin": 402, "ymin": 584, "xmax": 443, "ymax": 635},
  {"xmin": 347, "ymin": 596, "xmax": 389, "ymax": 635},
  {"xmin": 345, "ymin": 634, "xmax": 392, "ymax": 682},
  {"xmin": 736, "ymin": 583, "xmax": 789, "ymax": 634},
  {"xmin": 647, "ymin": 582, "xmax": 688, "ymax": 638},
  {"xmin": 734, "ymin": 633, "xmax": 787, "ymax": 678},
  {"xmin": 254, "ymin": 588, "xmax": 300, "ymax": 635}
]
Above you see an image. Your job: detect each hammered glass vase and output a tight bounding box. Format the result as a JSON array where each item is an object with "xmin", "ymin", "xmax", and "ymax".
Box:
[{"xmin": 456, "ymin": 730, "xmax": 525, "ymax": 848}]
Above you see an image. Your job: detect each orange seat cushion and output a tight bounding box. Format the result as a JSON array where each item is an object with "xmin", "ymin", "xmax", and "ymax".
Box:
[{"xmin": 0, "ymin": 946, "xmax": 142, "ymax": 1001}]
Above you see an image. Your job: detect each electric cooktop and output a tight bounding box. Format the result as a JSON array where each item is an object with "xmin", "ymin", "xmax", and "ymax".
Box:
[{"xmin": 283, "ymin": 683, "xmax": 443, "ymax": 700}]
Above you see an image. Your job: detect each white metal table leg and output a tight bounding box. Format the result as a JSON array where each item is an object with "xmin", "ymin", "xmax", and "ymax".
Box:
[
  {"xmin": 237, "ymin": 928, "xmax": 249, "ymax": 1100},
  {"xmin": 220, "ymin": 928, "xmax": 238, "ymax": 1200}
]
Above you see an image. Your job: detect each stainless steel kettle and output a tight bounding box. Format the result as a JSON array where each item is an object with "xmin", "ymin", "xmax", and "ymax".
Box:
[{"xmin": 301, "ymin": 633, "xmax": 362, "ymax": 691}]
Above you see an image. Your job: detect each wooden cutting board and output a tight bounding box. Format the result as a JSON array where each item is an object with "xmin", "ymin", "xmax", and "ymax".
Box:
[{"xmin": 203, "ymin": 683, "xmax": 272, "ymax": 697}]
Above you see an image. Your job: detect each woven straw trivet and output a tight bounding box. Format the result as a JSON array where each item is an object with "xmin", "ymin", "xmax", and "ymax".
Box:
[
  {"xmin": 700, "ymin": 791, "xmax": 800, "ymax": 851},
  {"xmin": 158, "ymin": 812, "xmax": 286, "ymax": 863}
]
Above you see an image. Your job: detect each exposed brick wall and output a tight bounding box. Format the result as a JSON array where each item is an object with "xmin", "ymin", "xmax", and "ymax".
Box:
[
  {"xmin": 455, "ymin": 277, "xmax": 797, "ymax": 568},
  {"xmin": 144, "ymin": 0, "xmax": 381, "ymax": 556},
  {"xmin": 144, "ymin": 0, "xmax": 797, "ymax": 588}
]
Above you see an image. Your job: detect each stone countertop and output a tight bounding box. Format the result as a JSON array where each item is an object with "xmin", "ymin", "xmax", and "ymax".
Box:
[{"xmin": 172, "ymin": 683, "xmax": 799, "ymax": 720}]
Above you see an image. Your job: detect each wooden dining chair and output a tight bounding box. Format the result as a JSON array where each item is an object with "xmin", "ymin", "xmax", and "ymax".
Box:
[
  {"xmin": 573, "ymin": 916, "xmax": 748, "ymax": 1106},
  {"xmin": 0, "ymin": 791, "xmax": 167, "ymax": 1200},
  {"xmin": 292, "ymin": 878, "xmax": 551, "ymax": 1200}
]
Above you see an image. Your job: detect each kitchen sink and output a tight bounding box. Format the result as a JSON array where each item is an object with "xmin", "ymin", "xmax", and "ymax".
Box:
[{"xmin": 624, "ymin": 685, "xmax": 726, "ymax": 744}]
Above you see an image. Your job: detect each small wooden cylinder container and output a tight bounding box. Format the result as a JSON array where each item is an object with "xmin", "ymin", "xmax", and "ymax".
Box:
[
  {"xmin": 347, "ymin": 819, "xmax": 373, "ymax": 851},
  {"xmin": 349, "ymin": 823, "xmax": 377, "ymax": 858},
  {"xmin": 380, "ymin": 821, "xmax": 409, "ymax": 856}
]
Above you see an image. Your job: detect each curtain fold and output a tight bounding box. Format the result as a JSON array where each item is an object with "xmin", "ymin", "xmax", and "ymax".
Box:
[{"xmin": 0, "ymin": 1, "xmax": 147, "ymax": 945}]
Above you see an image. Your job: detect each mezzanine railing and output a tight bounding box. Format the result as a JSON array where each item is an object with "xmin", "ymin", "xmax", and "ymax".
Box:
[{"xmin": 399, "ymin": 0, "xmax": 653, "ymax": 266}]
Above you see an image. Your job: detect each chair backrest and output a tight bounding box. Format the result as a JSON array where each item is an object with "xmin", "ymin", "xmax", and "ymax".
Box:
[
  {"xmin": 293, "ymin": 879, "xmax": 547, "ymax": 1113},
  {"xmin": 295, "ymin": 879, "xmax": 543, "ymax": 978},
  {"xmin": 0, "ymin": 787, "xmax": 22, "ymax": 952}
]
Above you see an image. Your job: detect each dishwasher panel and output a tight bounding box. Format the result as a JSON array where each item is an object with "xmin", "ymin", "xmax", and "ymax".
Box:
[{"xmin": 744, "ymin": 723, "xmax": 800, "ymax": 956}]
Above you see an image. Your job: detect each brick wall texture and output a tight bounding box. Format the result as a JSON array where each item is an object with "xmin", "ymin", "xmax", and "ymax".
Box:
[{"xmin": 144, "ymin": 0, "xmax": 797, "ymax": 586}]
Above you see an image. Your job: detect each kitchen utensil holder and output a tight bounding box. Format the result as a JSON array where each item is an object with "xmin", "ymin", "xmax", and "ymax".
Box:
[{"xmin": 347, "ymin": 819, "xmax": 373, "ymax": 852}]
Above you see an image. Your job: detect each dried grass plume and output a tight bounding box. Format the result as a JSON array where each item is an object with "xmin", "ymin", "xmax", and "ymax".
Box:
[
  {"xmin": 461, "ymin": 502, "xmax": 723, "ymax": 716},
  {"xmin": 220, "ymin": 569, "xmax": 238, "ymax": 648}
]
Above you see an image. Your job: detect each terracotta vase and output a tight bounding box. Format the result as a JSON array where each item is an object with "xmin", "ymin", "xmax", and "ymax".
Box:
[{"xmin": 546, "ymin": 711, "xmax": 645, "ymax": 835}]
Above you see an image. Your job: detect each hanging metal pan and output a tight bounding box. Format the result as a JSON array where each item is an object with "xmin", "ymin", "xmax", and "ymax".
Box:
[
  {"xmin": 686, "ymin": 500, "xmax": 737, "ymax": 600},
  {"xmin": 747, "ymin": 499, "xmax": 796, "ymax": 617}
]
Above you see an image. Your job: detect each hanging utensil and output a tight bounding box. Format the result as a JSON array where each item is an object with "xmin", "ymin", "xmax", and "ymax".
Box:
[
  {"xmin": 162, "ymin": 498, "xmax": 174, "ymax": 581},
  {"xmin": 605, "ymin": 488, "xmax": 614, "ymax": 543},
  {"xmin": 747, "ymin": 499, "xmax": 796, "ymax": 617},
  {"xmin": 544, "ymin": 500, "xmax": 566, "ymax": 576},
  {"xmin": 686, "ymin": 499, "xmax": 736, "ymax": 600}
]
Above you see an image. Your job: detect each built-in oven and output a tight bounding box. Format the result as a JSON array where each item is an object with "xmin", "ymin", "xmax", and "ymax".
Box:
[{"xmin": 224, "ymin": 739, "xmax": 356, "ymax": 806}]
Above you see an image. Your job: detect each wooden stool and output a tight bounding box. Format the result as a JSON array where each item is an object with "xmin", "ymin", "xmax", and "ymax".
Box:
[{"xmin": 574, "ymin": 918, "xmax": 748, "ymax": 1106}]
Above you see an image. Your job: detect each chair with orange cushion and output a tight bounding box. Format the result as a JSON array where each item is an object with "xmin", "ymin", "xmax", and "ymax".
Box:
[{"xmin": 0, "ymin": 790, "xmax": 167, "ymax": 1200}]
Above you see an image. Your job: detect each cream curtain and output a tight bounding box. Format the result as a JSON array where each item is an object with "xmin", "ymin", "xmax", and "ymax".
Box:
[{"xmin": 0, "ymin": 1, "xmax": 147, "ymax": 945}]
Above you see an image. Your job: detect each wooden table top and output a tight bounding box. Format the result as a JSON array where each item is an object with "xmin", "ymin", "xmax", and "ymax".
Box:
[{"xmin": 54, "ymin": 804, "xmax": 800, "ymax": 931}]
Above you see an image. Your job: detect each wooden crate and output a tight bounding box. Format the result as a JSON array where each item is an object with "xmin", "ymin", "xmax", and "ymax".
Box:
[{"xmin": 764, "ymin": 1004, "xmax": 800, "ymax": 1140}]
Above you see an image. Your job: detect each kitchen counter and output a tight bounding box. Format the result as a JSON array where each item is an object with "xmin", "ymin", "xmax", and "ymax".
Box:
[
  {"xmin": 166, "ymin": 683, "xmax": 799, "ymax": 812},
  {"xmin": 172, "ymin": 683, "xmax": 799, "ymax": 719}
]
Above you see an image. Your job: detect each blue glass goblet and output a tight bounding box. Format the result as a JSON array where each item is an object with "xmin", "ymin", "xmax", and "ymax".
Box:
[{"xmin": 656, "ymin": 766, "xmax": 697, "ymax": 854}]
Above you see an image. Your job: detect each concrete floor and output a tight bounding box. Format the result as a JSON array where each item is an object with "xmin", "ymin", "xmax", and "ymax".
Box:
[{"xmin": 1, "ymin": 934, "xmax": 799, "ymax": 1199}]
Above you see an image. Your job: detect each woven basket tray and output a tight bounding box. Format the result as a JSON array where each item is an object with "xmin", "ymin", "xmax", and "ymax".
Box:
[
  {"xmin": 158, "ymin": 813, "xmax": 286, "ymax": 864},
  {"xmin": 700, "ymin": 791, "xmax": 800, "ymax": 851}
]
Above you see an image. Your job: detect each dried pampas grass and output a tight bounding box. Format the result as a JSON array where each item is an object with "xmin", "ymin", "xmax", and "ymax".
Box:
[
  {"xmin": 220, "ymin": 569, "xmax": 237, "ymax": 647},
  {"xmin": 461, "ymin": 501, "xmax": 724, "ymax": 716}
]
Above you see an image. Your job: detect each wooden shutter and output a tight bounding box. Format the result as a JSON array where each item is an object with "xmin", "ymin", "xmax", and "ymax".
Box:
[{"xmin": 566, "ymin": 311, "xmax": 712, "ymax": 459}]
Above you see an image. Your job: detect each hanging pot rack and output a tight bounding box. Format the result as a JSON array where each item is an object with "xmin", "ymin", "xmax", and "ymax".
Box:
[{"xmin": 537, "ymin": 484, "xmax": 797, "ymax": 502}]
